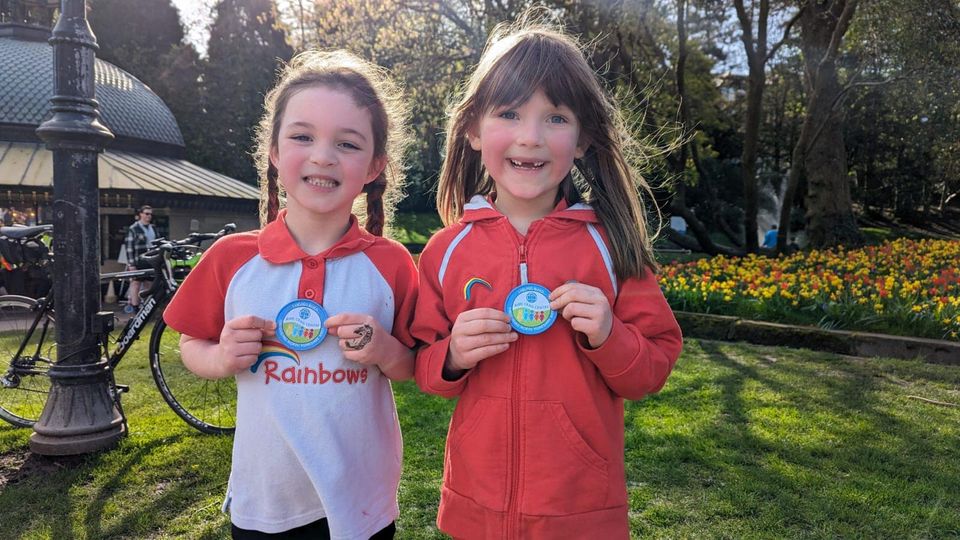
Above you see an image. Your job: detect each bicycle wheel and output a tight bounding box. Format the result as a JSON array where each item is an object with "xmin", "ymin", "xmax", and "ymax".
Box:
[
  {"xmin": 149, "ymin": 319, "xmax": 236, "ymax": 434},
  {"xmin": 0, "ymin": 295, "xmax": 55, "ymax": 427}
]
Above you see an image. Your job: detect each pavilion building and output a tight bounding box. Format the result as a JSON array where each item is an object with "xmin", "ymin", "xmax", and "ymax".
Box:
[{"xmin": 0, "ymin": 3, "xmax": 259, "ymax": 270}]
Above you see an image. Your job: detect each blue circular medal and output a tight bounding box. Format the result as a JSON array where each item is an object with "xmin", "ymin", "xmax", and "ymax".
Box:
[
  {"xmin": 275, "ymin": 299, "xmax": 328, "ymax": 351},
  {"xmin": 504, "ymin": 283, "xmax": 556, "ymax": 335}
]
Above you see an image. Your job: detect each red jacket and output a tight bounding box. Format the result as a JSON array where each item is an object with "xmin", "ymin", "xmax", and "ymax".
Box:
[{"xmin": 413, "ymin": 196, "xmax": 683, "ymax": 539}]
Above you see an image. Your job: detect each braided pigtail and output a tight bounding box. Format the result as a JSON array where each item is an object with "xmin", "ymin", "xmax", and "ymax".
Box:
[
  {"xmin": 257, "ymin": 159, "xmax": 282, "ymax": 226},
  {"xmin": 266, "ymin": 163, "xmax": 280, "ymax": 223},
  {"xmin": 364, "ymin": 179, "xmax": 387, "ymax": 236}
]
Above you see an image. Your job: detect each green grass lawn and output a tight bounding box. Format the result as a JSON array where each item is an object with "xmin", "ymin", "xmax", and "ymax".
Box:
[
  {"xmin": 389, "ymin": 212, "xmax": 443, "ymax": 248},
  {"xmin": 1, "ymin": 333, "xmax": 959, "ymax": 538}
]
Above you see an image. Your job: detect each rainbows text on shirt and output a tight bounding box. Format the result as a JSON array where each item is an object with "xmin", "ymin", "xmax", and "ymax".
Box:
[{"xmin": 262, "ymin": 361, "xmax": 368, "ymax": 385}]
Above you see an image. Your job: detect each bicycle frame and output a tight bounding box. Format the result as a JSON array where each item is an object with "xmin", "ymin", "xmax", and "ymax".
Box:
[
  {"xmin": 0, "ymin": 295, "xmax": 54, "ymax": 386},
  {"xmin": 102, "ymin": 256, "xmax": 179, "ymax": 368},
  {"xmin": 1, "ymin": 223, "xmax": 236, "ymax": 431},
  {"xmin": 5, "ymin": 257, "xmax": 181, "ymax": 375}
]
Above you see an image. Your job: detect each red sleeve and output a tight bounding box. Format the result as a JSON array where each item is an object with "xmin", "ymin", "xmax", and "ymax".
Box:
[
  {"xmin": 411, "ymin": 228, "xmax": 469, "ymax": 398},
  {"xmin": 363, "ymin": 238, "xmax": 418, "ymax": 348},
  {"xmin": 577, "ymin": 269, "xmax": 683, "ymax": 400},
  {"xmin": 163, "ymin": 233, "xmax": 259, "ymax": 341}
]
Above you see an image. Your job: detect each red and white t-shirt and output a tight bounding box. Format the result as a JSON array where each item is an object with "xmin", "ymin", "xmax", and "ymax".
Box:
[{"xmin": 164, "ymin": 211, "xmax": 417, "ymax": 538}]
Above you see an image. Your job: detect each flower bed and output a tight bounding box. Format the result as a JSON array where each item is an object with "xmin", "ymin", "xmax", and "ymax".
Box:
[{"xmin": 660, "ymin": 238, "xmax": 960, "ymax": 341}]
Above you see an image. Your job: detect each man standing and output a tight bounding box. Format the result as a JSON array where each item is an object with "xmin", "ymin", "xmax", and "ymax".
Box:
[{"xmin": 123, "ymin": 205, "xmax": 156, "ymax": 313}]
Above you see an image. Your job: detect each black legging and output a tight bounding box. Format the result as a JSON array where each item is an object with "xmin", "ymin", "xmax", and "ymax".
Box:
[{"xmin": 231, "ymin": 518, "xmax": 395, "ymax": 539}]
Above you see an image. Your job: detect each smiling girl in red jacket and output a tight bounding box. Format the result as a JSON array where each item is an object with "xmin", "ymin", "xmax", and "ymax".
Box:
[{"xmin": 412, "ymin": 20, "xmax": 684, "ymax": 540}]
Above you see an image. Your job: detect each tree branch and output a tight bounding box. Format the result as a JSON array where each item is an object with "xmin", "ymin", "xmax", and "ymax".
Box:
[
  {"xmin": 401, "ymin": 0, "xmax": 480, "ymax": 42},
  {"xmin": 733, "ymin": 0, "xmax": 757, "ymax": 65},
  {"xmin": 821, "ymin": 0, "xmax": 859, "ymax": 67},
  {"xmin": 765, "ymin": 5, "xmax": 805, "ymax": 63},
  {"xmin": 907, "ymin": 395, "xmax": 958, "ymax": 407},
  {"xmin": 758, "ymin": 0, "xmax": 770, "ymax": 58},
  {"xmin": 831, "ymin": 72, "xmax": 911, "ymax": 110},
  {"xmin": 803, "ymin": 72, "xmax": 908, "ymax": 158}
]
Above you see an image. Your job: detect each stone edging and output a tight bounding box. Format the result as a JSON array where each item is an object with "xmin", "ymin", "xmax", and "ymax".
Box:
[{"xmin": 674, "ymin": 311, "xmax": 960, "ymax": 365}]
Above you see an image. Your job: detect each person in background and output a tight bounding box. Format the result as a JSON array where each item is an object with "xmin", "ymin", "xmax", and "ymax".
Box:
[
  {"xmin": 763, "ymin": 224, "xmax": 778, "ymax": 249},
  {"xmin": 123, "ymin": 205, "xmax": 156, "ymax": 313}
]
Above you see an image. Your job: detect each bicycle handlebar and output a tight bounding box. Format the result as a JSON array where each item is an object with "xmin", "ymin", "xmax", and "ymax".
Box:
[
  {"xmin": 142, "ymin": 223, "xmax": 236, "ymax": 260},
  {"xmin": 182, "ymin": 223, "xmax": 237, "ymax": 245}
]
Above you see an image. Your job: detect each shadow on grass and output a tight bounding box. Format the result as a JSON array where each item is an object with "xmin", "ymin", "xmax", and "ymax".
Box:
[
  {"xmin": 80, "ymin": 433, "xmax": 189, "ymax": 538},
  {"xmin": 0, "ymin": 430, "xmax": 232, "ymax": 539},
  {"xmin": 627, "ymin": 340, "xmax": 960, "ymax": 536}
]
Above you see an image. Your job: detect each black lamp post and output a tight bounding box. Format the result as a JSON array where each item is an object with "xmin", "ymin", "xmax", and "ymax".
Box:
[{"xmin": 31, "ymin": 0, "xmax": 125, "ymax": 455}]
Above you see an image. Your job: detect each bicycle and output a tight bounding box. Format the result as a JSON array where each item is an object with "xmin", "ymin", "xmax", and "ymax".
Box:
[{"xmin": 0, "ymin": 223, "xmax": 238, "ymax": 434}]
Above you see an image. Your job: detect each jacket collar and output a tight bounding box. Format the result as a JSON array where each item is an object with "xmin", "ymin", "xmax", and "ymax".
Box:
[
  {"xmin": 258, "ymin": 210, "xmax": 375, "ymax": 264},
  {"xmin": 461, "ymin": 194, "xmax": 599, "ymax": 224}
]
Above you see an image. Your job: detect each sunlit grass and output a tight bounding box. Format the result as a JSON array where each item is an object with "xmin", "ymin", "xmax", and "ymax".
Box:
[
  {"xmin": 2, "ymin": 337, "xmax": 959, "ymax": 538},
  {"xmin": 389, "ymin": 212, "xmax": 442, "ymax": 247}
]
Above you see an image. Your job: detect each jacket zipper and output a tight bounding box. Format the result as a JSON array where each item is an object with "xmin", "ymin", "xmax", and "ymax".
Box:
[
  {"xmin": 507, "ymin": 239, "xmax": 527, "ymax": 538},
  {"xmin": 518, "ymin": 243, "xmax": 528, "ymax": 284}
]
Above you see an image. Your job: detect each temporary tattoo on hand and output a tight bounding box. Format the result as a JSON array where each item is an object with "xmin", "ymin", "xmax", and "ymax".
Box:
[{"xmin": 345, "ymin": 324, "xmax": 373, "ymax": 350}]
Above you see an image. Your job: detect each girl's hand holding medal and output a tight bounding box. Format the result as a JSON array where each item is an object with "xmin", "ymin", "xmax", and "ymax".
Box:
[
  {"xmin": 326, "ymin": 313, "xmax": 416, "ymax": 380},
  {"xmin": 447, "ymin": 308, "xmax": 518, "ymax": 372},
  {"xmin": 219, "ymin": 315, "xmax": 277, "ymax": 374},
  {"xmin": 444, "ymin": 281, "xmax": 613, "ymax": 377},
  {"xmin": 549, "ymin": 282, "xmax": 613, "ymax": 349},
  {"xmin": 325, "ymin": 313, "xmax": 387, "ymax": 364}
]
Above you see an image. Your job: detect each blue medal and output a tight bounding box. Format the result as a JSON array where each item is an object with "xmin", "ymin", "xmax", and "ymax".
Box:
[
  {"xmin": 275, "ymin": 299, "xmax": 328, "ymax": 351},
  {"xmin": 504, "ymin": 282, "xmax": 556, "ymax": 335}
]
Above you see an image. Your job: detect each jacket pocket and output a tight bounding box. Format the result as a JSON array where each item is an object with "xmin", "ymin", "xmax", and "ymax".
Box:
[
  {"xmin": 521, "ymin": 401, "xmax": 609, "ymax": 515},
  {"xmin": 446, "ymin": 397, "xmax": 509, "ymax": 512}
]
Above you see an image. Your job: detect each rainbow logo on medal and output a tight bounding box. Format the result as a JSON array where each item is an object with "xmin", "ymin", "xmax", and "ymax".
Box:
[
  {"xmin": 504, "ymin": 283, "xmax": 556, "ymax": 335},
  {"xmin": 275, "ymin": 299, "xmax": 328, "ymax": 351}
]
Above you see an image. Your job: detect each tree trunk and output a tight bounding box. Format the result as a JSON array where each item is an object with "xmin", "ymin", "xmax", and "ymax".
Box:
[
  {"xmin": 778, "ymin": 0, "xmax": 863, "ymax": 250},
  {"xmin": 742, "ymin": 71, "xmax": 764, "ymax": 252},
  {"xmin": 778, "ymin": 114, "xmax": 809, "ymax": 250},
  {"xmin": 802, "ymin": 61, "xmax": 861, "ymax": 246},
  {"xmin": 717, "ymin": 209, "xmax": 744, "ymax": 247},
  {"xmin": 798, "ymin": 0, "xmax": 863, "ymax": 248},
  {"xmin": 668, "ymin": 198, "xmax": 742, "ymax": 256},
  {"xmin": 734, "ymin": 0, "xmax": 770, "ymax": 253}
]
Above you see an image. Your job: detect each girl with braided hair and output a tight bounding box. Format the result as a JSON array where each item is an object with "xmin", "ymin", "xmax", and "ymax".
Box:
[{"xmin": 165, "ymin": 49, "xmax": 416, "ymax": 539}]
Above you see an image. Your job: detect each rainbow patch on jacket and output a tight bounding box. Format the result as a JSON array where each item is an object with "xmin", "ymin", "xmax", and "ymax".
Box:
[
  {"xmin": 463, "ymin": 277, "xmax": 493, "ymax": 300},
  {"xmin": 250, "ymin": 340, "xmax": 301, "ymax": 373}
]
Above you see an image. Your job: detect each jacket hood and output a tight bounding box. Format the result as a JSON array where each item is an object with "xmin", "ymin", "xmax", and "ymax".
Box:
[{"xmin": 460, "ymin": 194, "xmax": 599, "ymax": 224}]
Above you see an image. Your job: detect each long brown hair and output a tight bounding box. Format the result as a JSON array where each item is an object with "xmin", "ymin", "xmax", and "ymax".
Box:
[
  {"xmin": 254, "ymin": 50, "xmax": 410, "ymax": 236},
  {"xmin": 437, "ymin": 22, "xmax": 660, "ymax": 277}
]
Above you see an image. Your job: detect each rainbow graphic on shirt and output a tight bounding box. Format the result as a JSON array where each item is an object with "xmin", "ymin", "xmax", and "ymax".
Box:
[
  {"xmin": 250, "ymin": 340, "xmax": 301, "ymax": 373},
  {"xmin": 463, "ymin": 277, "xmax": 493, "ymax": 300}
]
